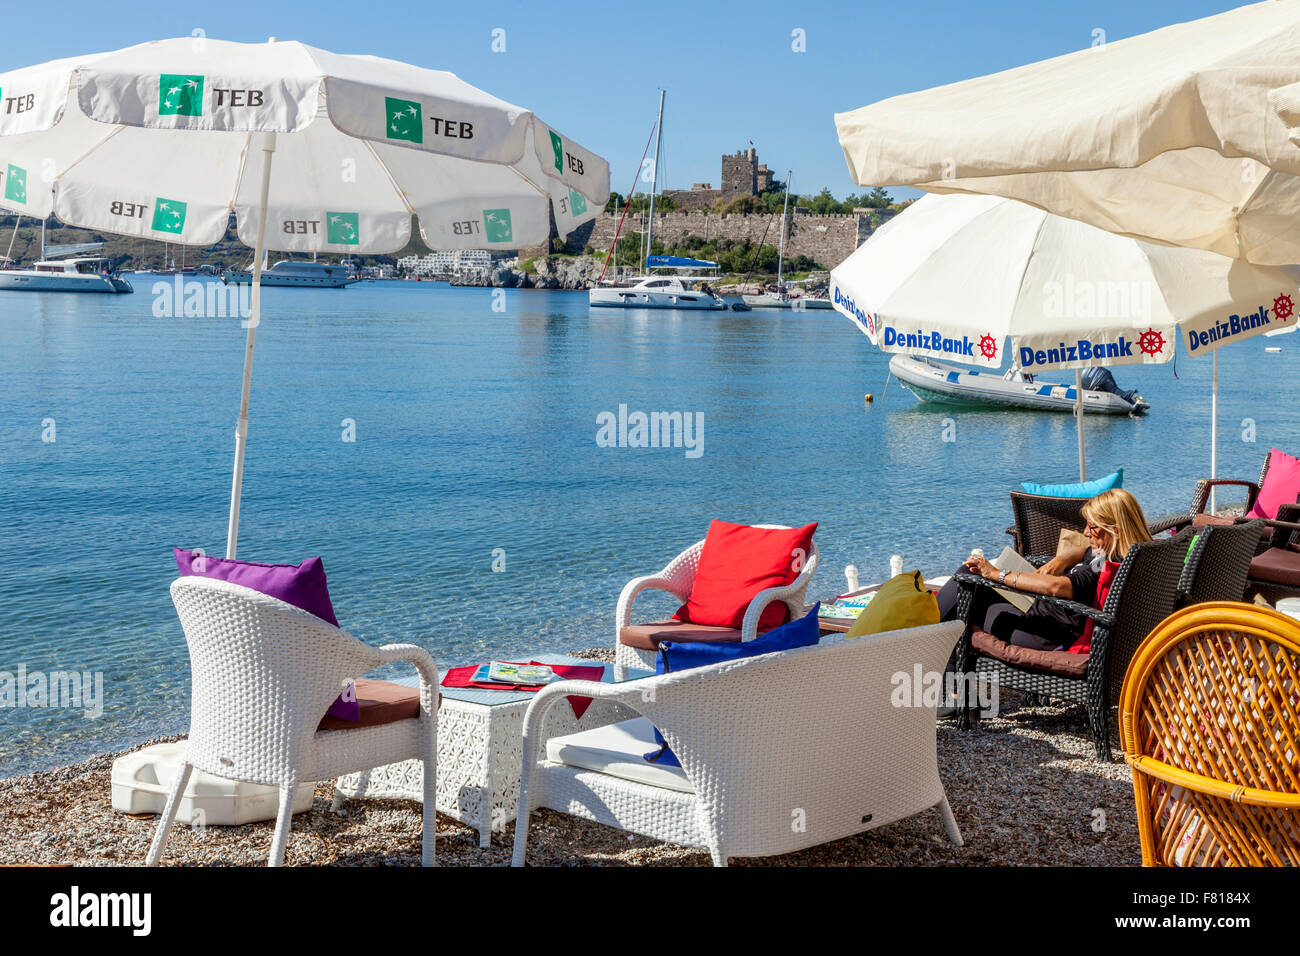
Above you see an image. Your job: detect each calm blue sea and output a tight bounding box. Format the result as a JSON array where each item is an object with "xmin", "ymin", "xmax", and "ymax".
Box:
[{"xmin": 1, "ymin": 278, "xmax": 1295, "ymax": 776}]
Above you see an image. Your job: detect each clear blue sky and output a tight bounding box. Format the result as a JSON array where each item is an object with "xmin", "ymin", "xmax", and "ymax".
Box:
[{"xmin": 1, "ymin": 0, "xmax": 1249, "ymax": 201}]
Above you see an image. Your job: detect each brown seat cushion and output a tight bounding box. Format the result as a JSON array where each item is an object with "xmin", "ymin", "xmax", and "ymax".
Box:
[
  {"xmin": 1249, "ymin": 548, "xmax": 1300, "ymax": 587},
  {"xmin": 971, "ymin": 629, "xmax": 1090, "ymax": 679},
  {"xmin": 619, "ymin": 620, "xmax": 745, "ymax": 651},
  {"xmin": 318, "ymin": 678, "xmax": 421, "ymax": 731},
  {"xmin": 1192, "ymin": 513, "xmax": 1238, "ymax": 528}
]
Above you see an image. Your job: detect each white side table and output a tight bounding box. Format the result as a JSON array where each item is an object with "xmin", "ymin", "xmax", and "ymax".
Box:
[{"xmin": 334, "ymin": 654, "xmax": 633, "ymax": 847}]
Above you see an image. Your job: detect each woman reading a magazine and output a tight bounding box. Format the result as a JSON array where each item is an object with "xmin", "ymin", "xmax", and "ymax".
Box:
[{"xmin": 934, "ymin": 489, "xmax": 1153, "ymax": 653}]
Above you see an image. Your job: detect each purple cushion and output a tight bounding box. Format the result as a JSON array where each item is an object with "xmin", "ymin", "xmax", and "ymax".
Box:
[{"xmin": 172, "ymin": 548, "xmax": 357, "ymax": 722}]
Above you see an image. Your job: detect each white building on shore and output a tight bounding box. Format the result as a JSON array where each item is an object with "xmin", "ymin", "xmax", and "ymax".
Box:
[{"xmin": 398, "ymin": 249, "xmax": 492, "ymax": 276}]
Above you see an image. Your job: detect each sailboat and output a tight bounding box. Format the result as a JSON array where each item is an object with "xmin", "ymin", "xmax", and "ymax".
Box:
[
  {"xmin": 588, "ymin": 91, "xmax": 727, "ymax": 311},
  {"xmin": 742, "ymin": 172, "xmax": 831, "ymax": 311},
  {"xmin": 0, "ymin": 218, "xmax": 133, "ymax": 293}
]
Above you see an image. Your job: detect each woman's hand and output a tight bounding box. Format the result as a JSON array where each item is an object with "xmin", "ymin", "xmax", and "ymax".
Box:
[{"xmin": 962, "ymin": 555, "xmax": 999, "ymax": 580}]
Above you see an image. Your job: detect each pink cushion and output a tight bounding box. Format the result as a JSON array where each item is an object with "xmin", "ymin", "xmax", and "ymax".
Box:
[
  {"xmin": 675, "ymin": 521, "xmax": 817, "ymax": 629},
  {"xmin": 1248, "ymin": 448, "xmax": 1300, "ymax": 519}
]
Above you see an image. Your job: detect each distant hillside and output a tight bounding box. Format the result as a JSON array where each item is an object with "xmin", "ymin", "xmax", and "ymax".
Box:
[{"xmin": 0, "ymin": 215, "xmax": 418, "ymax": 271}]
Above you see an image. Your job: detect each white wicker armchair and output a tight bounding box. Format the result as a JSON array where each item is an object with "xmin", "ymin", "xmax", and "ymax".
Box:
[
  {"xmin": 514, "ymin": 620, "xmax": 964, "ymax": 866},
  {"xmin": 614, "ymin": 525, "xmax": 820, "ymax": 679},
  {"xmin": 147, "ymin": 577, "xmax": 439, "ymax": 867}
]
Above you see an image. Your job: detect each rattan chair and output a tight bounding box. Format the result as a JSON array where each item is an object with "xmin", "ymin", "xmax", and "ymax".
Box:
[
  {"xmin": 954, "ymin": 531, "xmax": 1194, "ymax": 760},
  {"xmin": 147, "ymin": 577, "xmax": 439, "ymax": 866},
  {"xmin": 1120, "ymin": 602, "xmax": 1300, "ymax": 866},
  {"xmin": 1178, "ymin": 520, "xmax": 1268, "ymax": 607},
  {"xmin": 1006, "ymin": 489, "xmax": 1184, "ymax": 559},
  {"xmin": 514, "ymin": 621, "xmax": 964, "ymax": 866},
  {"xmin": 614, "ymin": 525, "xmax": 819, "ymax": 679}
]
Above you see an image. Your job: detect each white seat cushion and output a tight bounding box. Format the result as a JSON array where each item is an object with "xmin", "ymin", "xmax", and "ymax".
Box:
[{"xmin": 545, "ymin": 718, "xmax": 694, "ymax": 794}]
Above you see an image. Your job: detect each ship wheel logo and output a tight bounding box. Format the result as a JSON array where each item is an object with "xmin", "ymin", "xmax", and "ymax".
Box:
[
  {"xmin": 1274, "ymin": 294, "xmax": 1294, "ymax": 322},
  {"xmin": 977, "ymin": 334, "xmax": 998, "ymax": 361},
  {"xmin": 1137, "ymin": 328, "xmax": 1166, "ymax": 357}
]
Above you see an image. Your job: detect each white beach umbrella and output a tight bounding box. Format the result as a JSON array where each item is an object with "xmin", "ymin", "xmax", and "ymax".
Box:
[
  {"xmin": 0, "ymin": 38, "xmax": 608, "ymax": 556},
  {"xmin": 833, "ymin": 0, "xmax": 1300, "ymax": 266},
  {"xmin": 831, "ymin": 194, "xmax": 1299, "ymax": 479}
]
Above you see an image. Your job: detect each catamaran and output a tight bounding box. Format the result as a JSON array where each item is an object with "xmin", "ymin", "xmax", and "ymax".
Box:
[
  {"xmin": 0, "ymin": 220, "xmax": 132, "ymax": 293},
  {"xmin": 589, "ymin": 92, "xmax": 736, "ymax": 311}
]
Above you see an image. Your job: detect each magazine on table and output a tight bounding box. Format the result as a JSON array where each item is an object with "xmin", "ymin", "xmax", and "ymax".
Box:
[{"xmin": 470, "ymin": 662, "xmax": 561, "ymax": 685}]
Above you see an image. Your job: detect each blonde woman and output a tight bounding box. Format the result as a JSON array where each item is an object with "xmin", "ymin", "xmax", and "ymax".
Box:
[{"xmin": 935, "ymin": 489, "xmax": 1153, "ymax": 653}]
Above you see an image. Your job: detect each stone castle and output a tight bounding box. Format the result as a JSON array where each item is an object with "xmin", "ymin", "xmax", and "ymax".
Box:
[{"xmin": 662, "ymin": 147, "xmax": 775, "ymax": 210}]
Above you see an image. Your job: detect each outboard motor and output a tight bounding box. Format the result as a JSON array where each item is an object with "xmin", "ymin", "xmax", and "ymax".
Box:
[{"xmin": 1081, "ymin": 366, "xmax": 1139, "ymax": 406}]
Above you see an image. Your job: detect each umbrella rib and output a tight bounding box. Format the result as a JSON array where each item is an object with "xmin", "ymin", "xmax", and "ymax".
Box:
[{"xmin": 360, "ymin": 139, "xmax": 416, "ymax": 215}]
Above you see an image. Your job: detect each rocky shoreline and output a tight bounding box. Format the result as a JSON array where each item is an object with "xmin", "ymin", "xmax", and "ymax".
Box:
[
  {"xmin": 446, "ymin": 255, "xmax": 831, "ymax": 296},
  {"xmin": 0, "ymin": 648, "xmax": 1140, "ymax": 867}
]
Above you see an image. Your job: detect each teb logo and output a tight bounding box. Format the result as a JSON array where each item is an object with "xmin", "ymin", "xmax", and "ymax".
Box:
[
  {"xmin": 326, "ymin": 212, "xmax": 359, "ymax": 245},
  {"xmin": 151, "ymin": 198, "xmax": 187, "ymax": 235},
  {"xmin": 385, "ymin": 97, "xmax": 423, "ymax": 144},
  {"xmin": 159, "ymin": 74, "xmax": 204, "ymax": 116},
  {"xmin": 549, "ymin": 131, "xmax": 564, "ymax": 172},
  {"xmin": 3, "ymin": 163, "xmax": 26, "ymax": 204},
  {"xmin": 568, "ymin": 188, "xmax": 587, "ymax": 218},
  {"xmin": 483, "ymin": 208, "xmax": 512, "ymax": 243}
]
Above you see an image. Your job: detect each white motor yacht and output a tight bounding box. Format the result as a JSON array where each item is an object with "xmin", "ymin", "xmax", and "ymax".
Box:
[
  {"xmin": 222, "ymin": 259, "xmax": 358, "ymax": 288},
  {"xmin": 589, "ymin": 274, "xmax": 725, "ymax": 309}
]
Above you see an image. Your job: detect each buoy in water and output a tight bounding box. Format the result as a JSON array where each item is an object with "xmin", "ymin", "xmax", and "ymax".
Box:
[{"xmin": 864, "ymin": 394, "xmax": 873, "ymax": 404}]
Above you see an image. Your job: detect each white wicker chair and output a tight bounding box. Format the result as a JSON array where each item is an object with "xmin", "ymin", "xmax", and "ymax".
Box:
[
  {"xmin": 147, "ymin": 577, "xmax": 439, "ymax": 867},
  {"xmin": 514, "ymin": 621, "xmax": 964, "ymax": 866},
  {"xmin": 614, "ymin": 525, "xmax": 820, "ymax": 679}
]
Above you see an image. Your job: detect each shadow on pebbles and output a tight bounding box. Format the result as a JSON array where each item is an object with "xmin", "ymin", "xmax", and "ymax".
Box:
[{"xmin": 0, "ymin": 679, "xmax": 1140, "ymax": 867}]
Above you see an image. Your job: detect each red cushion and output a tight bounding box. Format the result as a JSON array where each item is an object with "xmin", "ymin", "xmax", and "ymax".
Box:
[
  {"xmin": 675, "ymin": 521, "xmax": 817, "ymax": 629},
  {"xmin": 1248, "ymin": 448, "xmax": 1300, "ymax": 519}
]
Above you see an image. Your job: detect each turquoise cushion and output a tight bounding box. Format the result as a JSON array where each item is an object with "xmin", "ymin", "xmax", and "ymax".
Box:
[{"xmin": 1021, "ymin": 468, "xmax": 1123, "ymax": 498}]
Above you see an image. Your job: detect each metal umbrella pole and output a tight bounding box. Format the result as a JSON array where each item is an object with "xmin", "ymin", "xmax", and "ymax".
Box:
[
  {"xmin": 1075, "ymin": 368, "xmax": 1087, "ymax": 482},
  {"xmin": 225, "ymin": 130, "xmax": 276, "ymax": 559}
]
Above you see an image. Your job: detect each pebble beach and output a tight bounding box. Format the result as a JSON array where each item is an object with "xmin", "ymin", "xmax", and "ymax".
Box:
[{"xmin": 0, "ymin": 653, "xmax": 1141, "ymax": 867}]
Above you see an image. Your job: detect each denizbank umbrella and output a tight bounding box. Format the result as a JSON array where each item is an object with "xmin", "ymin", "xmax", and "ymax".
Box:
[
  {"xmin": 833, "ymin": 0, "xmax": 1300, "ymax": 266},
  {"xmin": 0, "ymin": 37, "xmax": 608, "ymax": 556},
  {"xmin": 831, "ymin": 194, "xmax": 1299, "ymax": 480}
]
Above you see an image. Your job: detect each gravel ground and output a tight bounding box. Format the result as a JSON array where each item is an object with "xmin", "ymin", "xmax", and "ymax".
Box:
[{"xmin": 0, "ymin": 649, "xmax": 1141, "ymax": 866}]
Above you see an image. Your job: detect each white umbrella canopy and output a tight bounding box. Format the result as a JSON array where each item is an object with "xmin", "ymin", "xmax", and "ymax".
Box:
[
  {"xmin": 831, "ymin": 194, "xmax": 1298, "ymax": 369},
  {"xmin": 831, "ymin": 194, "xmax": 1300, "ymax": 479},
  {"xmin": 0, "ymin": 37, "xmax": 610, "ymax": 556},
  {"xmin": 0, "ymin": 38, "xmax": 607, "ymax": 252},
  {"xmin": 833, "ymin": 0, "xmax": 1300, "ymax": 265}
]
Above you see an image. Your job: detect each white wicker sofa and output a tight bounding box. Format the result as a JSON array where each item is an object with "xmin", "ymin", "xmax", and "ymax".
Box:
[
  {"xmin": 614, "ymin": 525, "xmax": 820, "ymax": 680},
  {"xmin": 148, "ymin": 577, "xmax": 439, "ymax": 867},
  {"xmin": 513, "ymin": 620, "xmax": 964, "ymax": 866}
]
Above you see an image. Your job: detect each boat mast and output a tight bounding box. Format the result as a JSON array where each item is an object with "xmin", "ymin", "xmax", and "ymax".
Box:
[
  {"xmin": 645, "ymin": 90, "xmax": 665, "ymax": 271},
  {"xmin": 777, "ymin": 170, "xmax": 791, "ymax": 293},
  {"xmin": 5, "ymin": 214, "xmax": 20, "ymax": 263},
  {"xmin": 41, "ymin": 218, "xmax": 46, "ymax": 260}
]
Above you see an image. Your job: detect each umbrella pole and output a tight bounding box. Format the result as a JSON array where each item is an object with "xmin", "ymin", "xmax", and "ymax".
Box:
[
  {"xmin": 1210, "ymin": 349, "xmax": 1219, "ymax": 514},
  {"xmin": 225, "ymin": 132, "xmax": 277, "ymax": 559},
  {"xmin": 1075, "ymin": 368, "xmax": 1086, "ymax": 482}
]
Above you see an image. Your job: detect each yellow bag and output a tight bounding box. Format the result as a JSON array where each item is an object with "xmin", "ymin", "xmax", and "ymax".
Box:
[{"xmin": 845, "ymin": 570, "xmax": 940, "ymax": 638}]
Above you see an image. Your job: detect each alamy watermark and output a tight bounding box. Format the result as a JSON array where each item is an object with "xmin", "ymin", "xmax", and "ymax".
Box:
[
  {"xmin": 152, "ymin": 276, "xmax": 251, "ymax": 318},
  {"xmin": 1, "ymin": 663, "xmax": 103, "ymax": 718},
  {"xmin": 891, "ymin": 665, "xmax": 998, "ymax": 717},
  {"xmin": 596, "ymin": 404, "xmax": 704, "ymax": 458}
]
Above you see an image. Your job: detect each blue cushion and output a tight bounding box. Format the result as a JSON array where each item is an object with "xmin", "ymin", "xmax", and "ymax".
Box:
[
  {"xmin": 1020, "ymin": 468, "xmax": 1123, "ymax": 498},
  {"xmin": 644, "ymin": 603, "xmax": 822, "ymax": 767}
]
